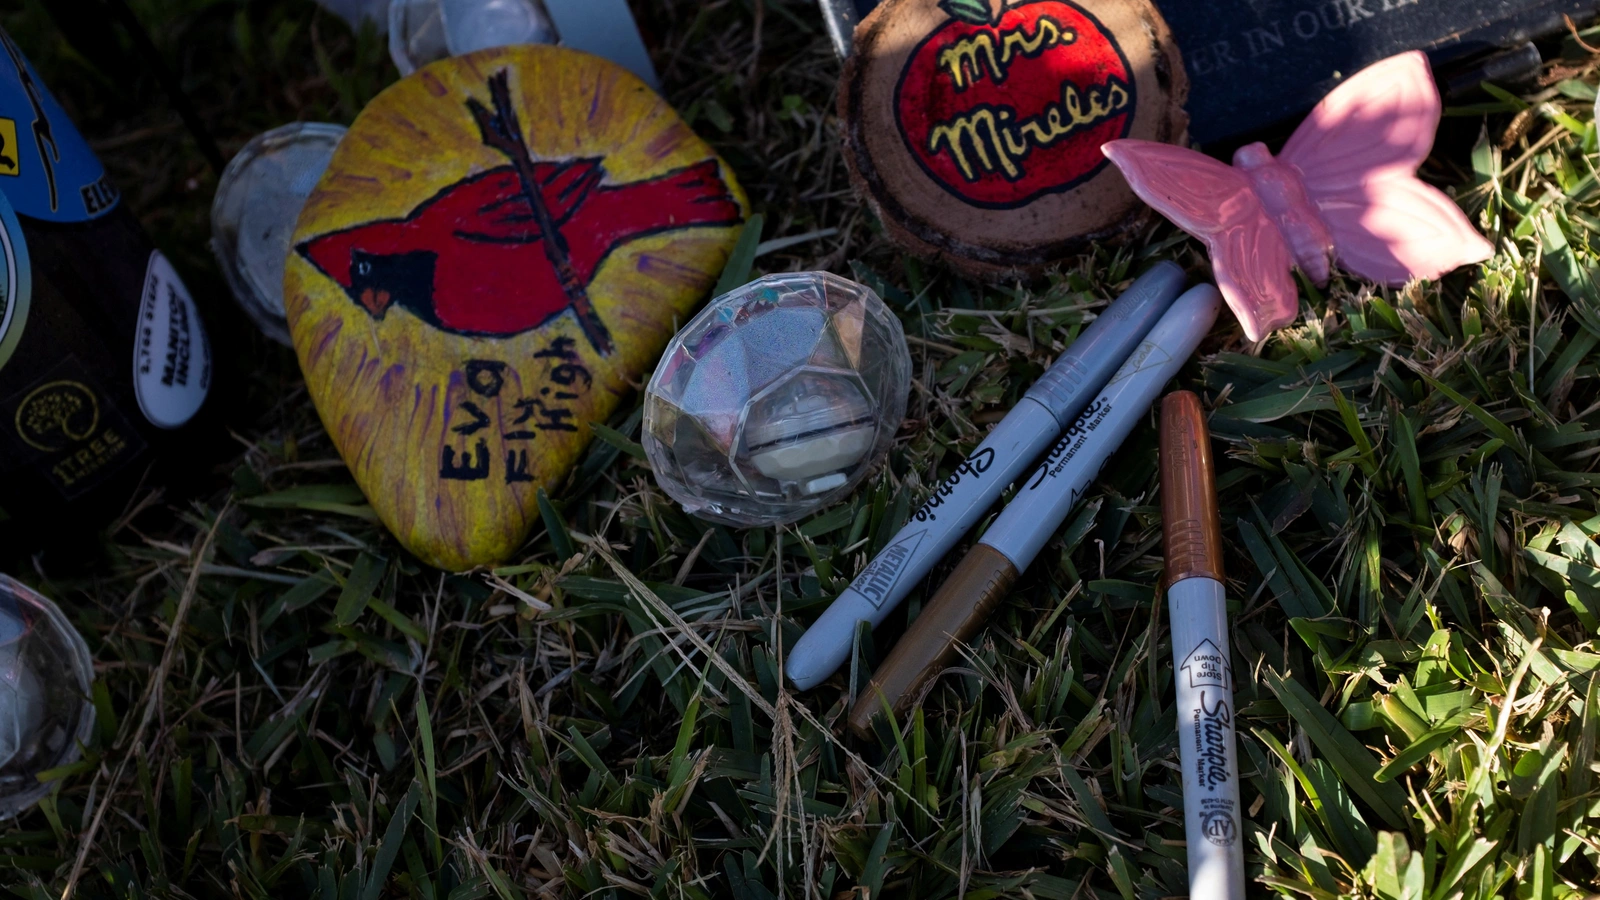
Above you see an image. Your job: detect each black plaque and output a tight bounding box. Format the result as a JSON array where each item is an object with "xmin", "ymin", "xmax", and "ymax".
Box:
[
  {"xmin": 1160, "ymin": 0, "xmax": 1600, "ymax": 145},
  {"xmin": 832, "ymin": 0, "xmax": 1600, "ymax": 146}
]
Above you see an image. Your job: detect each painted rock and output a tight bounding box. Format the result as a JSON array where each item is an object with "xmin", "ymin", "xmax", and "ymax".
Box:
[
  {"xmin": 840, "ymin": 0, "xmax": 1187, "ymax": 276},
  {"xmin": 285, "ymin": 46, "xmax": 747, "ymax": 571}
]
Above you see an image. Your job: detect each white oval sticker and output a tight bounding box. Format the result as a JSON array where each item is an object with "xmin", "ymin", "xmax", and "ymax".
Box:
[{"xmin": 134, "ymin": 251, "xmax": 212, "ymax": 429}]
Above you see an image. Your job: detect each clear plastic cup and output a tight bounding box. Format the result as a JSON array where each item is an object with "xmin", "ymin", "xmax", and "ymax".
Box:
[
  {"xmin": 388, "ymin": 0, "xmax": 451, "ymax": 75},
  {"xmin": 210, "ymin": 123, "xmax": 346, "ymax": 346},
  {"xmin": 389, "ymin": 0, "xmax": 557, "ymax": 74},
  {"xmin": 441, "ymin": 0, "xmax": 558, "ymax": 55},
  {"xmin": 0, "ymin": 574, "xmax": 93, "ymax": 819}
]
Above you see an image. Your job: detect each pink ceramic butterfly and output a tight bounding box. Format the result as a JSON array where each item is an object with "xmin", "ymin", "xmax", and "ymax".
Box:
[{"xmin": 1102, "ymin": 51, "xmax": 1494, "ymax": 342}]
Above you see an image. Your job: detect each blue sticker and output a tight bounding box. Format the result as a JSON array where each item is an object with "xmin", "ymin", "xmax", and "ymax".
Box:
[
  {"xmin": 0, "ymin": 188, "xmax": 30, "ymax": 374},
  {"xmin": 0, "ymin": 29, "xmax": 119, "ymax": 223}
]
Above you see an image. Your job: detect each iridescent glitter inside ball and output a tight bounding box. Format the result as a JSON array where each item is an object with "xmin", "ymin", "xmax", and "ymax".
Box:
[
  {"xmin": 0, "ymin": 575, "xmax": 93, "ymax": 819},
  {"xmin": 643, "ymin": 272, "xmax": 911, "ymax": 526}
]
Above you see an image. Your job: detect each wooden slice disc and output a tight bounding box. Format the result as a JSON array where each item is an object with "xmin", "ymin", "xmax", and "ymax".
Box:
[{"xmin": 840, "ymin": 0, "xmax": 1187, "ymax": 275}]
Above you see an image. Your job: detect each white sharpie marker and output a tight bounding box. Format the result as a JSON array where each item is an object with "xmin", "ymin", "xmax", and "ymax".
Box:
[
  {"xmin": 849, "ymin": 284, "xmax": 1222, "ymax": 732},
  {"xmin": 1160, "ymin": 389, "xmax": 1244, "ymax": 900},
  {"xmin": 785, "ymin": 262, "xmax": 1188, "ymax": 690}
]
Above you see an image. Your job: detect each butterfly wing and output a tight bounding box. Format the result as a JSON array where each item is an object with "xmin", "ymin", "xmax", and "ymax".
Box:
[
  {"xmin": 1103, "ymin": 140, "xmax": 1299, "ymax": 341},
  {"xmin": 1279, "ymin": 51, "xmax": 1438, "ymax": 190},
  {"xmin": 1278, "ymin": 51, "xmax": 1493, "ymax": 284},
  {"xmin": 1210, "ymin": 209, "xmax": 1302, "ymax": 343},
  {"xmin": 1315, "ymin": 173, "xmax": 1494, "ymax": 285}
]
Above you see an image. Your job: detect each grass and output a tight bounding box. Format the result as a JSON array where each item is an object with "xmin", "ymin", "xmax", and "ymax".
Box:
[{"xmin": 4, "ymin": 1, "xmax": 1600, "ymax": 897}]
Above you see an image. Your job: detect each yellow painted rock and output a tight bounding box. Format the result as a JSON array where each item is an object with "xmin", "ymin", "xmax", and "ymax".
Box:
[{"xmin": 285, "ymin": 46, "xmax": 747, "ymax": 571}]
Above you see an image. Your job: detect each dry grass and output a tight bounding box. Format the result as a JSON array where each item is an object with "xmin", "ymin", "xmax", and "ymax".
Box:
[{"xmin": 4, "ymin": 2, "xmax": 1600, "ymax": 898}]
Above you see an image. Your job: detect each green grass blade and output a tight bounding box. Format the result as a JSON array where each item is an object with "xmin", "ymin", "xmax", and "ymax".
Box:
[
  {"xmin": 1263, "ymin": 669, "xmax": 1410, "ymax": 829},
  {"xmin": 712, "ymin": 212, "xmax": 766, "ymax": 298}
]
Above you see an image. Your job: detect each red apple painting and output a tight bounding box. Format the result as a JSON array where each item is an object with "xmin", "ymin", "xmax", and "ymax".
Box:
[
  {"xmin": 840, "ymin": 0, "xmax": 1186, "ymax": 274},
  {"xmin": 897, "ymin": 0, "xmax": 1135, "ymax": 208}
]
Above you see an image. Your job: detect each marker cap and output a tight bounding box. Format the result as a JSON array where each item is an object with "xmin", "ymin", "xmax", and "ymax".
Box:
[
  {"xmin": 1022, "ymin": 261, "xmax": 1186, "ymax": 428},
  {"xmin": 847, "ymin": 544, "xmax": 1019, "ymax": 737},
  {"xmin": 1160, "ymin": 391, "xmax": 1223, "ymax": 587}
]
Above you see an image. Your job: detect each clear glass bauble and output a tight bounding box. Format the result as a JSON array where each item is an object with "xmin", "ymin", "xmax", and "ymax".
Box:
[
  {"xmin": 643, "ymin": 272, "xmax": 911, "ymax": 526},
  {"xmin": 0, "ymin": 574, "xmax": 93, "ymax": 819}
]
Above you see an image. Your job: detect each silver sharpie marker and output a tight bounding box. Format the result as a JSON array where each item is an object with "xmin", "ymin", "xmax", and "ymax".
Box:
[
  {"xmin": 848, "ymin": 284, "xmax": 1223, "ymax": 733},
  {"xmin": 785, "ymin": 262, "xmax": 1188, "ymax": 690},
  {"xmin": 1161, "ymin": 389, "xmax": 1245, "ymax": 900}
]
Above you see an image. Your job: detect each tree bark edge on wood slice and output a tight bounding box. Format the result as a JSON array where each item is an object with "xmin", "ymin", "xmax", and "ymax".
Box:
[{"xmin": 840, "ymin": 0, "xmax": 1188, "ymax": 277}]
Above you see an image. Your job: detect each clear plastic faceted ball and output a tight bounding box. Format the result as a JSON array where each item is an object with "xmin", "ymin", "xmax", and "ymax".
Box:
[
  {"xmin": 0, "ymin": 575, "xmax": 93, "ymax": 819},
  {"xmin": 644, "ymin": 272, "xmax": 911, "ymax": 527}
]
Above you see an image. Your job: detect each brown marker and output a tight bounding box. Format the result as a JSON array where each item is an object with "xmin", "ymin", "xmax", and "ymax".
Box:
[
  {"xmin": 846, "ymin": 544, "xmax": 1018, "ymax": 737},
  {"xmin": 846, "ymin": 285, "xmax": 1222, "ymax": 737},
  {"xmin": 1161, "ymin": 390, "xmax": 1244, "ymax": 900},
  {"xmin": 1160, "ymin": 391, "xmax": 1223, "ymax": 586}
]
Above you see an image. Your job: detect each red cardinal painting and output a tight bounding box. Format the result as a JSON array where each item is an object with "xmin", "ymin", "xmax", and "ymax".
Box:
[
  {"xmin": 296, "ymin": 71, "xmax": 742, "ymax": 354},
  {"xmin": 284, "ymin": 47, "xmax": 748, "ymax": 572}
]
